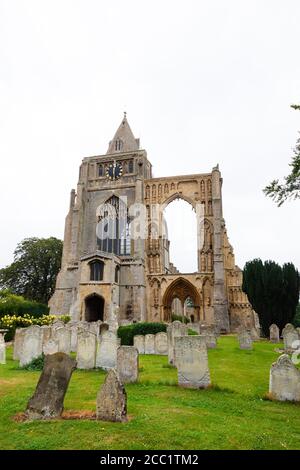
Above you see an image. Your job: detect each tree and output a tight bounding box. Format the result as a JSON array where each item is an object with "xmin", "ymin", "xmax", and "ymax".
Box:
[
  {"xmin": 263, "ymin": 105, "xmax": 300, "ymax": 206},
  {"xmin": 0, "ymin": 237, "xmax": 63, "ymax": 304},
  {"xmin": 242, "ymin": 259, "xmax": 300, "ymax": 336}
]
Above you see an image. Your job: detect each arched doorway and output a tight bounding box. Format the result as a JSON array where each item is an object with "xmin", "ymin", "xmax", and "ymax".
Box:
[
  {"xmin": 85, "ymin": 294, "xmax": 104, "ymax": 322},
  {"xmin": 162, "ymin": 277, "xmax": 201, "ymax": 322}
]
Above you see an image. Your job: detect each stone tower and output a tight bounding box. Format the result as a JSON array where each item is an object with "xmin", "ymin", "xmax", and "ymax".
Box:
[{"xmin": 50, "ymin": 115, "xmax": 256, "ymax": 332}]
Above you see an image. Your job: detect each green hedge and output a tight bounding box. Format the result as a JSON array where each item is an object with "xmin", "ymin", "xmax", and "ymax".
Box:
[
  {"xmin": 0, "ymin": 290, "xmax": 49, "ymax": 318},
  {"xmin": 117, "ymin": 322, "xmax": 167, "ymax": 345},
  {"xmin": 171, "ymin": 314, "xmax": 189, "ymax": 324}
]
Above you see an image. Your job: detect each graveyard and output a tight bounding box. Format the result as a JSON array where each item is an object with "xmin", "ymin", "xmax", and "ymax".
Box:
[{"xmin": 1, "ymin": 334, "xmax": 300, "ymax": 450}]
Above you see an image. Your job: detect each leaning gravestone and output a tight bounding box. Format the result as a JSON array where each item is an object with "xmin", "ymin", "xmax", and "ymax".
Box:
[
  {"xmin": 43, "ymin": 339, "xmax": 59, "ymax": 356},
  {"xmin": 13, "ymin": 328, "xmax": 27, "ymax": 360},
  {"xmin": 167, "ymin": 321, "xmax": 188, "ymax": 365},
  {"xmin": 133, "ymin": 335, "xmax": 145, "ymax": 354},
  {"xmin": 155, "ymin": 332, "xmax": 168, "ymax": 355},
  {"xmin": 96, "ymin": 331, "xmax": 119, "ymax": 370},
  {"xmin": 25, "ymin": 352, "xmax": 76, "ymax": 419},
  {"xmin": 76, "ymin": 330, "xmax": 97, "ymax": 369},
  {"xmin": 269, "ymin": 324, "xmax": 280, "ymax": 343},
  {"xmin": 269, "ymin": 354, "xmax": 300, "ymax": 402},
  {"xmin": 238, "ymin": 330, "xmax": 253, "ymax": 350},
  {"xmin": 0, "ymin": 333, "xmax": 6, "ymax": 364},
  {"xmin": 96, "ymin": 369, "xmax": 127, "ymax": 422},
  {"xmin": 175, "ymin": 335, "xmax": 210, "ymax": 389},
  {"xmin": 117, "ymin": 346, "xmax": 138, "ymax": 383},
  {"xmin": 144, "ymin": 334, "xmax": 155, "ymax": 354},
  {"xmin": 282, "ymin": 324, "xmax": 299, "ymax": 351},
  {"xmin": 19, "ymin": 325, "xmax": 43, "ymax": 367}
]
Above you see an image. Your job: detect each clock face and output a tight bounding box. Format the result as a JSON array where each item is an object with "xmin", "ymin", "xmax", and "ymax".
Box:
[{"xmin": 106, "ymin": 162, "xmax": 123, "ymax": 181}]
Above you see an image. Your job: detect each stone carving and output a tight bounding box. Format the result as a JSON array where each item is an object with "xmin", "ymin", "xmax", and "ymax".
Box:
[
  {"xmin": 19, "ymin": 326, "xmax": 43, "ymax": 367},
  {"xmin": 117, "ymin": 346, "xmax": 139, "ymax": 383},
  {"xmin": 76, "ymin": 330, "xmax": 97, "ymax": 369},
  {"xmin": 25, "ymin": 352, "xmax": 76, "ymax": 419},
  {"xmin": 154, "ymin": 332, "xmax": 168, "ymax": 355},
  {"xmin": 96, "ymin": 369, "xmax": 127, "ymax": 422},
  {"xmin": 238, "ymin": 330, "xmax": 253, "ymax": 350},
  {"xmin": 133, "ymin": 335, "xmax": 145, "ymax": 354},
  {"xmin": 269, "ymin": 324, "xmax": 280, "ymax": 343},
  {"xmin": 269, "ymin": 354, "xmax": 300, "ymax": 402},
  {"xmin": 96, "ymin": 331, "xmax": 119, "ymax": 370},
  {"xmin": 174, "ymin": 335, "xmax": 211, "ymax": 389},
  {"xmin": 144, "ymin": 334, "xmax": 155, "ymax": 354}
]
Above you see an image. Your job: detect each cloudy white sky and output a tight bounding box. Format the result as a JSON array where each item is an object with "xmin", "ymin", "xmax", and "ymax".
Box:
[{"xmin": 0, "ymin": 0, "xmax": 299, "ymax": 273}]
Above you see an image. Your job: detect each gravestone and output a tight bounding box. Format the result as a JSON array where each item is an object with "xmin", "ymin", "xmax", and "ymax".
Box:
[
  {"xmin": 25, "ymin": 353, "xmax": 76, "ymax": 419},
  {"xmin": 0, "ymin": 334, "xmax": 6, "ymax": 364},
  {"xmin": 96, "ymin": 331, "xmax": 119, "ymax": 370},
  {"xmin": 250, "ymin": 327, "xmax": 260, "ymax": 341},
  {"xmin": 96, "ymin": 369, "xmax": 127, "ymax": 422},
  {"xmin": 269, "ymin": 324, "xmax": 280, "ymax": 343},
  {"xmin": 133, "ymin": 335, "xmax": 145, "ymax": 354},
  {"xmin": 52, "ymin": 327, "xmax": 71, "ymax": 354},
  {"xmin": 144, "ymin": 334, "xmax": 155, "ymax": 354},
  {"xmin": 204, "ymin": 334, "xmax": 217, "ymax": 349},
  {"xmin": 174, "ymin": 335, "xmax": 210, "ymax": 389},
  {"xmin": 13, "ymin": 328, "xmax": 27, "ymax": 360},
  {"xmin": 19, "ymin": 326, "xmax": 43, "ymax": 367},
  {"xmin": 167, "ymin": 321, "xmax": 188, "ymax": 365},
  {"xmin": 52, "ymin": 319, "xmax": 65, "ymax": 330},
  {"xmin": 67, "ymin": 322, "xmax": 79, "ymax": 352},
  {"xmin": 40, "ymin": 326, "xmax": 51, "ymax": 346},
  {"xmin": 43, "ymin": 339, "xmax": 59, "ymax": 356},
  {"xmin": 269, "ymin": 354, "xmax": 300, "ymax": 402},
  {"xmin": 117, "ymin": 346, "xmax": 138, "ymax": 383},
  {"xmin": 154, "ymin": 332, "xmax": 168, "ymax": 355},
  {"xmin": 283, "ymin": 324, "xmax": 299, "ymax": 351},
  {"xmin": 76, "ymin": 330, "xmax": 97, "ymax": 369},
  {"xmin": 238, "ymin": 330, "xmax": 253, "ymax": 350}
]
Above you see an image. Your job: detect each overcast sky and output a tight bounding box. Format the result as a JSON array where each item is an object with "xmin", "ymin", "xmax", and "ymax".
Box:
[{"xmin": 0, "ymin": 0, "xmax": 299, "ymax": 273}]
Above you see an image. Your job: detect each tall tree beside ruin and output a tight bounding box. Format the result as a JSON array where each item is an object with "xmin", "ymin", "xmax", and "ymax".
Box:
[
  {"xmin": 243, "ymin": 259, "xmax": 300, "ymax": 336},
  {"xmin": 0, "ymin": 237, "xmax": 63, "ymax": 304}
]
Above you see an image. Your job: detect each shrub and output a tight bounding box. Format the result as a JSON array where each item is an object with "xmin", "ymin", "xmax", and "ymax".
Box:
[
  {"xmin": 0, "ymin": 314, "xmax": 71, "ymax": 341},
  {"xmin": 0, "ymin": 290, "xmax": 49, "ymax": 319},
  {"xmin": 171, "ymin": 314, "xmax": 189, "ymax": 324},
  {"xmin": 21, "ymin": 354, "xmax": 45, "ymax": 371},
  {"xmin": 117, "ymin": 322, "xmax": 167, "ymax": 345}
]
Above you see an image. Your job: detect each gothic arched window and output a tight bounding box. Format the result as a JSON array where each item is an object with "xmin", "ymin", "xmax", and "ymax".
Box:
[
  {"xmin": 98, "ymin": 165, "xmax": 104, "ymax": 177},
  {"xmin": 97, "ymin": 196, "xmax": 131, "ymax": 256},
  {"xmin": 90, "ymin": 260, "xmax": 104, "ymax": 281}
]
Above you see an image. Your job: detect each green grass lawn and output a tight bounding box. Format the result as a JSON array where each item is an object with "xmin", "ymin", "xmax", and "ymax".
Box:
[{"xmin": 0, "ymin": 336, "xmax": 300, "ymax": 450}]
